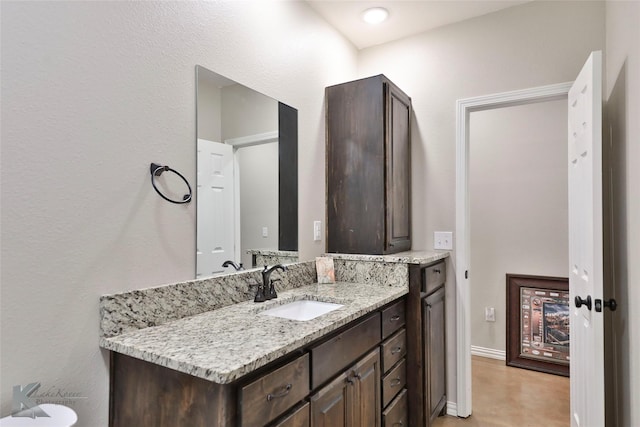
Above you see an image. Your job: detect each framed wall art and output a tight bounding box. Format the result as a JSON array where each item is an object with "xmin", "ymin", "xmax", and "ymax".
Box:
[{"xmin": 506, "ymin": 274, "xmax": 570, "ymax": 377}]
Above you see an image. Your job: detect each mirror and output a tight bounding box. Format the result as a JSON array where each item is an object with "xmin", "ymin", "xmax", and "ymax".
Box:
[{"xmin": 196, "ymin": 65, "xmax": 298, "ymax": 278}]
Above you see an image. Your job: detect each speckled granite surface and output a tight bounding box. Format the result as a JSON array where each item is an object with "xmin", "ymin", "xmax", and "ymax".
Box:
[
  {"xmin": 326, "ymin": 250, "xmax": 449, "ymax": 265},
  {"xmin": 100, "ymin": 282, "xmax": 407, "ymax": 384},
  {"xmin": 100, "ymin": 261, "xmax": 315, "ymax": 338},
  {"xmin": 249, "ymin": 249, "xmax": 299, "ymax": 267},
  {"xmin": 326, "ymin": 250, "xmax": 448, "ymax": 286}
]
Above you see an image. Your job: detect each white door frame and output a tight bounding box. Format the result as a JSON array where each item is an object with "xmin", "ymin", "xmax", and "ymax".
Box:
[{"xmin": 454, "ymin": 82, "xmax": 573, "ymax": 417}]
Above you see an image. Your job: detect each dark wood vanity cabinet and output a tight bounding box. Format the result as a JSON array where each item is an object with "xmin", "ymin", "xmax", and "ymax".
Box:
[
  {"xmin": 109, "ymin": 299, "xmax": 413, "ymax": 427},
  {"xmin": 310, "ymin": 348, "xmax": 381, "ymax": 427},
  {"xmin": 326, "ymin": 75, "xmax": 412, "ymax": 255},
  {"xmin": 406, "ymin": 260, "xmax": 447, "ymax": 427}
]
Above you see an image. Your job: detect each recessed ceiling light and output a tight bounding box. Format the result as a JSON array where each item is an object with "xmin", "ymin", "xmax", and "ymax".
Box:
[{"xmin": 362, "ymin": 7, "xmax": 389, "ymax": 25}]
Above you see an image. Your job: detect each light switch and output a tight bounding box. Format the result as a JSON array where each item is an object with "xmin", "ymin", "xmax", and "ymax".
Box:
[
  {"xmin": 434, "ymin": 231, "xmax": 453, "ymax": 250},
  {"xmin": 262, "ymin": 227, "xmax": 268, "ymax": 238},
  {"xmin": 485, "ymin": 307, "xmax": 496, "ymax": 322},
  {"xmin": 313, "ymin": 221, "xmax": 322, "ymax": 241}
]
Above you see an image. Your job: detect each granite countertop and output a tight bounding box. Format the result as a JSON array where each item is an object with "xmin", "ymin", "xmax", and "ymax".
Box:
[
  {"xmin": 100, "ymin": 282, "xmax": 407, "ymax": 385},
  {"xmin": 326, "ymin": 250, "xmax": 449, "ymax": 264}
]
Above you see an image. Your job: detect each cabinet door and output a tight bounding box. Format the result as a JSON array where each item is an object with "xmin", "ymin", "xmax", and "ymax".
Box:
[
  {"xmin": 310, "ymin": 371, "xmax": 350, "ymax": 427},
  {"xmin": 351, "ymin": 348, "xmax": 381, "ymax": 427},
  {"xmin": 273, "ymin": 402, "xmax": 310, "ymax": 427},
  {"xmin": 423, "ymin": 286, "xmax": 446, "ymax": 424},
  {"xmin": 384, "ymin": 82, "xmax": 411, "ymax": 253}
]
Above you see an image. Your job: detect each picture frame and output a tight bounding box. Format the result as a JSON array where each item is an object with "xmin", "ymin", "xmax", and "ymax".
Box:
[{"xmin": 506, "ymin": 274, "xmax": 570, "ymax": 377}]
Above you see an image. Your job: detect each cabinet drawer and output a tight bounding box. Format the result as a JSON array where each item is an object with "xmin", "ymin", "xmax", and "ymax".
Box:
[
  {"xmin": 311, "ymin": 313, "xmax": 381, "ymax": 389},
  {"xmin": 240, "ymin": 354, "xmax": 309, "ymax": 427},
  {"xmin": 381, "ymin": 299, "xmax": 405, "ymax": 339},
  {"xmin": 382, "ymin": 359, "xmax": 406, "ymax": 408},
  {"xmin": 381, "ymin": 329, "xmax": 406, "ymax": 373},
  {"xmin": 382, "ymin": 388, "xmax": 407, "ymax": 427},
  {"xmin": 272, "ymin": 401, "xmax": 310, "ymax": 427},
  {"xmin": 423, "ymin": 261, "xmax": 446, "ymax": 295}
]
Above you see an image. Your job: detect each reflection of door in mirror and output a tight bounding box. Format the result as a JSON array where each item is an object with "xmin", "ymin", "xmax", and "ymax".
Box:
[
  {"xmin": 196, "ymin": 139, "xmax": 234, "ymax": 277},
  {"xmin": 196, "ymin": 66, "xmax": 298, "ymax": 278}
]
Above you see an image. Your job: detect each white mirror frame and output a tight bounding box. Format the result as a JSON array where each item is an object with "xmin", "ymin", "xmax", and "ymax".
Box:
[{"xmin": 454, "ymin": 81, "xmax": 572, "ymax": 417}]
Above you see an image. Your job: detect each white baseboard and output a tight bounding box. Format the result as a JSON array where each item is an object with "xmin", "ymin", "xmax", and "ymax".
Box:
[
  {"xmin": 471, "ymin": 345, "xmax": 506, "ymax": 361},
  {"xmin": 446, "ymin": 401, "xmax": 457, "ymax": 416}
]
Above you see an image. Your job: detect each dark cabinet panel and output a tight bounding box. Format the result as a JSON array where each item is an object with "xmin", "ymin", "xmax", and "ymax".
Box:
[
  {"xmin": 351, "ymin": 349, "xmax": 382, "ymax": 427},
  {"xmin": 311, "ymin": 313, "xmax": 380, "ymax": 389},
  {"xmin": 381, "ymin": 299, "xmax": 406, "ymax": 339},
  {"xmin": 240, "ymin": 354, "xmax": 309, "ymax": 427},
  {"xmin": 272, "ymin": 402, "xmax": 310, "ymax": 427},
  {"xmin": 407, "ymin": 261, "xmax": 447, "ymax": 427},
  {"xmin": 310, "ymin": 348, "xmax": 381, "ymax": 427},
  {"xmin": 326, "ymin": 75, "xmax": 412, "ymax": 255},
  {"xmin": 110, "ymin": 353, "xmax": 236, "ymax": 427},
  {"xmin": 382, "ymin": 388, "xmax": 408, "ymax": 427},
  {"xmin": 424, "ymin": 286, "xmax": 447, "ymax": 424},
  {"xmin": 310, "ymin": 370, "xmax": 349, "ymax": 427},
  {"xmin": 382, "ymin": 359, "xmax": 406, "ymax": 408}
]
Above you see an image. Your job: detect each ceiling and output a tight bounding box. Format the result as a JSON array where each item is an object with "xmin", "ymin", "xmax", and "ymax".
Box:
[{"xmin": 306, "ymin": 0, "xmax": 531, "ymax": 49}]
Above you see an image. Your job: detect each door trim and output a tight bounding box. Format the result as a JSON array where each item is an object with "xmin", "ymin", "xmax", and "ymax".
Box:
[{"xmin": 454, "ymin": 81, "xmax": 572, "ymax": 417}]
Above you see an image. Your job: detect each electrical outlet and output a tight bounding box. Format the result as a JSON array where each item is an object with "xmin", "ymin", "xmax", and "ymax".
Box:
[
  {"xmin": 262, "ymin": 227, "xmax": 268, "ymax": 238},
  {"xmin": 434, "ymin": 231, "xmax": 453, "ymax": 250},
  {"xmin": 485, "ymin": 307, "xmax": 496, "ymax": 322},
  {"xmin": 313, "ymin": 221, "xmax": 322, "ymax": 241}
]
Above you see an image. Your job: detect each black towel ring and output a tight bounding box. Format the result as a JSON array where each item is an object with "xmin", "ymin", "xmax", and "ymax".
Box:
[{"xmin": 149, "ymin": 163, "xmax": 192, "ymax": 204}]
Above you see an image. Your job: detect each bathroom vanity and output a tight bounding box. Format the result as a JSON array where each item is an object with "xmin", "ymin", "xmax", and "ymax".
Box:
[{"xmin": 100, "ymin": 251, "xmax": 448, "ymax": 427}]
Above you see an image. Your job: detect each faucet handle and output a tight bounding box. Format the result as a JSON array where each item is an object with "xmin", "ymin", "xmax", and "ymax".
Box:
[
  {"xmin": 267, "ymin": 279, "xmax": 280, "ymax": 299},
  {"xmin": 254, "ymin": 286, "xmax": 266, "ymax": 302}
]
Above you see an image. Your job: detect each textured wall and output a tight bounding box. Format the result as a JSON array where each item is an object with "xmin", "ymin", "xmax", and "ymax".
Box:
[
  {"xmin": 0, "ymin": 1, "xmax": 357, "ymax": 423},
  {"xmin": 605, "ymin": 1, "xmax": 640, "ymax": 425},
  {"xmin": 357, "ymin": 0, "xmax": 605, "ymax": 404}
]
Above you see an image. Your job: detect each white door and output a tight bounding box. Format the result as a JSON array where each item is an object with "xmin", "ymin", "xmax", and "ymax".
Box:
[
  {"xmin": 568, "ymin": 51, "xmax": 604, "ymax": 427},
  {"xmin": 196, "ymin": 139, "xmax": 235, "ymax": 277}
]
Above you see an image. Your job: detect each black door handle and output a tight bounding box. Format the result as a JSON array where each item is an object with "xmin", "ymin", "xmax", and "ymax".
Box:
[
  {"xmin": 595, "ymin": 298, "xmax": 617, "ymax": 312},
  {"xmin": 575, "ymin": 295, "xmax": 592, "ymax": 310}
]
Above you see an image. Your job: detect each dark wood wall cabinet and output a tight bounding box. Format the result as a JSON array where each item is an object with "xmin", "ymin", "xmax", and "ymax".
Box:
[
  {"xmin": 407, "ymin": 260, "xmax": 447, "ymax": 427},
  {"xmin": 109, "ymin": 297, "xmax": 415, "ymax": 427},
  {"xmin": 326, "ymin": 75, "xmax": 412, "ymax": 255}
]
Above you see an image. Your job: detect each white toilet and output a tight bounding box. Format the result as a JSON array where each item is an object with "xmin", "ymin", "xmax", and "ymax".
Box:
[{"xmin": 0, "ymin": 404, "xmax": 77, "ymax": 426}]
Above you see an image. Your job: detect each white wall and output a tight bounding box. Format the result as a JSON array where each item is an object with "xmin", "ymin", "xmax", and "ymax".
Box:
[
  {"xmin": 238, "ymin": 142, "xmax": 279, "ymax": 267},
  {"xmin": 0, "ymin": 1, "xmax": 357, "ymax": 424},
  {"xmin": 469, "ymin": 100, "xmax": 568, "ymax": 353},
  {"xmin": 605, "ymin": 1, "xmax": 640, "ymax": 425},
  {"xmin": 357, "ymin": 0, "xmax": 605, "ymax": 404},
  {"xmin": 196, "ymin": 77, "xmax": 223, "ymax": 142}
]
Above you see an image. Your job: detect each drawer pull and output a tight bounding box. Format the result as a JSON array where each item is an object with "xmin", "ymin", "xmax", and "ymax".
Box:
[
  {"xmin": 390, "ymin": 315, "xmax": 401, "ymax": 321},
  {"xmin": 433, "ymin": 268, "xmax": 441, "ymax": 274},
  {"xmin": 390, "ymin": 377, "xmax": 402, "ymax": 387},
  {"xmin": 267, "ymin": 383, "xmax": 292, "ymax": 401},
  {"xmin": 392, "ymin": 422, "xmax": 404, "ymax": 427},
  {"xmin": 391, "ymin": 346, "xmax": 403, "ymax": 355}
]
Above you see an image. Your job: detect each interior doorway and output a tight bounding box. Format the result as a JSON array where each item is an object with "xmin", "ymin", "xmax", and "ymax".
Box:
[
  {"xmin": 468, "ymin": 99, "xmax": 569, "ymax": 360},
  {"xmin": 454, "ymin": 82, "xmax": 572, "ymax": 417}
]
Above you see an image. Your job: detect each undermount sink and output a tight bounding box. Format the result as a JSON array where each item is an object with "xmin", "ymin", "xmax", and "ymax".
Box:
[{"xmin": 259, "ymin": 299, "xmax": 344, "ymax": 321}]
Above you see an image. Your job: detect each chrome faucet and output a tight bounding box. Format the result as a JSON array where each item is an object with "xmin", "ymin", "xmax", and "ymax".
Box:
[
  {"xmin": 222, "ymin": 260, "xmax": 244, "ymax": 271},
  {"xmin": 255, "ymin": 264, "xmax": 287, "ymax": 302}
]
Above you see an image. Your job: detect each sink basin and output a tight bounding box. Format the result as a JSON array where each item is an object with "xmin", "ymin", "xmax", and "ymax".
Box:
[{"xmin": 259, "ymin": 299, "xmax": 344, "ymax": 321}]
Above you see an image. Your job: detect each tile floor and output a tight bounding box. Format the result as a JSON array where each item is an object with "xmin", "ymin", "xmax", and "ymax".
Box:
[{"xmin": 431, "ymin": 356, "xmax": 570, "ymax": 427}]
